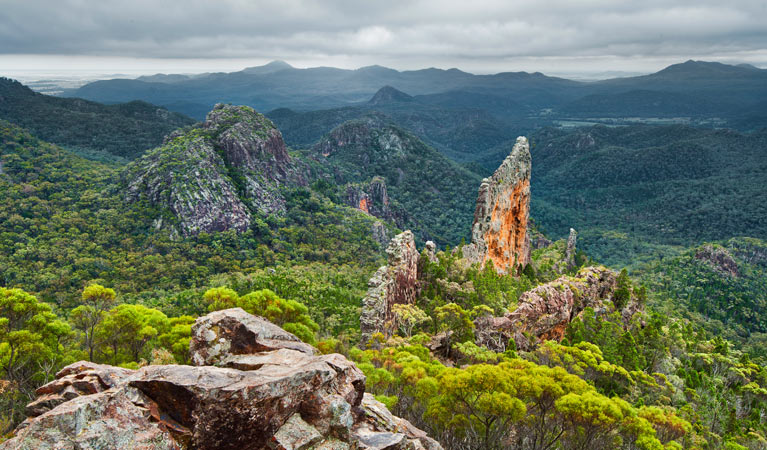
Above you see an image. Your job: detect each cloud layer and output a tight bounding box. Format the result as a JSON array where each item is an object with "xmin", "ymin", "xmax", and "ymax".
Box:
[{"xmin": 2, "ymin": 0, "xmax": 766, "ymax": 74}]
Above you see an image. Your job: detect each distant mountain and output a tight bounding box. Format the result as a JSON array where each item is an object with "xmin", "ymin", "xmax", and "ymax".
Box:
[
  {"xmin": 368, "ymin": 86, "xmax": 413, "ymax": 105},
  {"xmin": 241, "ymin": 60, "xmax": 294, "ymax": 75},
  {"xmin": 0, "ymin": 77, "xmax": 195, "ymax": 160},
  {"xmin": 66, "ymin": 62, "xmax": 584, "ymax": 119},
  {"xmin": 589, "ymin": 60, "xmax": 767, "ymax": 107},
  {"xmin": 268, "ymin": 87, "xmax": 538, "ymax": 168}
]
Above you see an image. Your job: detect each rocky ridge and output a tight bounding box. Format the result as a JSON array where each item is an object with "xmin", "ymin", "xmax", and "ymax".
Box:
[
  {"xmin": 475, "ymin": 266, "xmax": 641, "ymax": 352},
  {"xmin": 2, "ymin": 308, "xmax": 441, "ymax": 450},
  {"xmin": 463, "ymin": 136, "xmax": 532, "ymax": 274},
  {"xmin": 125, "ymin": 104, "xmax": 303, "ymax": 236}
]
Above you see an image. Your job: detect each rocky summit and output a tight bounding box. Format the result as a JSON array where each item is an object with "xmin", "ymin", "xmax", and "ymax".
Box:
[
  {"xmin": 464, "ymin": 136, "xmax": 532, "ymax": 274},
  {"xmin": 125, "ymin": 104, "xmax": 303, "ymax": 236},
  {"xmin": 1, "ymin": 308, "xmax": 441, "ymax": 450}
]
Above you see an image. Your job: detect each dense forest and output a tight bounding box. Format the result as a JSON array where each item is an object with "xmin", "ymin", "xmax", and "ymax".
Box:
[{"xmin": 1, "ymin": 76, "xmax": 767, "ymax": 448}]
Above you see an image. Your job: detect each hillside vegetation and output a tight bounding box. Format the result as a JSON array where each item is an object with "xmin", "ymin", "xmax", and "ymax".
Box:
[{"xmin": 0, "ymin": 78, "xmax": 195, "ymax": 160}]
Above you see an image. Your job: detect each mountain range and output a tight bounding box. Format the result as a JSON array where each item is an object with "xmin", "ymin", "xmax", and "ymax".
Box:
[{"xmin": 66, "ymin": 60, "xmax": 767, "ymax": 132}]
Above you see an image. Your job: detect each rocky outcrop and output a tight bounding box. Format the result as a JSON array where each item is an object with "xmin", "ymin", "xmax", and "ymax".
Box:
[
  {"xmin": 125, "ymin": 104, "xmax": 303, "ymax": 236},
  {"xmin": 360, "ymin": 231, "xmax": 420, "ymax": 345},
  {"xmin": 475, "ymin": 267, "xmax": 638, "ymax": 352},
  {"xmin": 695, "ymin": 244, "xmax": 740, "ymax": 277},
  {"xmin": 189, "ymin": 307, "xmax": 317, "ymax": 366},
  {"xmin": 346, "ymin": 177, "xmax": 391, "ymax": 218},
  {"xmin": 565, "ymin": 228, "xmax": 578, "ymax": 270},
  {"xmin": 464, "ymin": 136, "xmax": 531, "ymax": 274},
  {"xmin": 312, "ymin": 118, "xmax": 482, "ymax": 246},
  {"xmin": 346, "ymin": 177, "xmax": 397, "ymax": 247},
  {"xmin": 2, "ymin": 309, "xmax": 441, "ymax": 450}
]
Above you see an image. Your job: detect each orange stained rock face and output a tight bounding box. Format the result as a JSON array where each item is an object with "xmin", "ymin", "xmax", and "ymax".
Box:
[
  {"xmin": 358, "ymin": 197, "xmax": 370, "ymax": 213},
  {"xmin": 484, "ymin": 178, "xmax": 530, "ymax": 273}
]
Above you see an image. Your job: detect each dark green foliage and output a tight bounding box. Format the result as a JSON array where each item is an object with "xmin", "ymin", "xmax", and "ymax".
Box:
[
  {"xmin": 0, "ymin": 121, "xmax": 383, "ymax": 307},
  {"xmin": 0, "ymin": 78, "xmax": 195, "ymax": 159},
  {"xmin": 531, "ymin": 125, "xmax": 767, "ymax": 268},
  {"xmin": 646, "ymin": 238, "xmax": 767, "ymax": 336},
  {"xmin": 310, "ymin": 119, "xmax": 482, "ymax": 245},
  {"xmin": 614, "ymin": 269, "xmax": 632, "ymax": 310}
]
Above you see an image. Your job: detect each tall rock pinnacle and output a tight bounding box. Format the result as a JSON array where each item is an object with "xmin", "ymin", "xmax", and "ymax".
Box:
[
  {"xmin": 360, "ymin": 231, "xmax": 420, "ymax": 345},
  {"xmin": 466, "ymin": 136, "xmax": 532, "ymax": 274}
]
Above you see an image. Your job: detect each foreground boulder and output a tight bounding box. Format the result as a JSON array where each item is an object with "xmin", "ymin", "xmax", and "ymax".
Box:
[
  {"xmin": 2, "ymin": 308, "xmax": 441, "ymax": 450},
  {"xmin": 463, "ymin": 136, "xmax": 531, "ymax": 274},
  {"xmin": 360, "ymin": 231, "xmax": 421, "ymax": 345},
  {"xmin": 475, "ymin": 267, "xmax": 639, "ymax": 351}
]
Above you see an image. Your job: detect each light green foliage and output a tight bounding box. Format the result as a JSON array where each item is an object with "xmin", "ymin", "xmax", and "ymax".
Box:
[
  {"xmin": 433, "ymin": 303, "xmax": 474, "ymax": 348},
  {"xmin": 390, "ymin": 304, "xmax": 429, "ymax": 337},
  {"xmin": 70, "ymin": 284, "xmax": 117, "ymax": 361},
  {"xmin": 207, "ymin": 264, "xmax": 370, "ymax": 340},
  {"xmin": 157, "ymin": 316, "xmax": 195, "ymax": 364},
  {"xmin": 427, "ymin": 364, "xmax": 526, "ymax": 449},
  {"xmin": 0, "ymin": 287, "xmax": 73, "ymax": 429},
  {"xmin": 0, "ymin": 288, "xmax": 72, "ymax": 387},
  {"xmin": 96, "ymin": 304, "xmax": 169, "ymax": 365}
]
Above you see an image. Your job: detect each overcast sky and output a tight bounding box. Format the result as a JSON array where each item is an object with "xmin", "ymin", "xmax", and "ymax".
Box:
[{"xmin": 1, "ymin": 0, "xmax": 766, "ymax": 79}]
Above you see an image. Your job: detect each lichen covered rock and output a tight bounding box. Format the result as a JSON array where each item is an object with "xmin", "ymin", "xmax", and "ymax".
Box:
[
  {"xmin": 189, "ymin": 307, "xmax": 316, "ymax": 366},
  {"xmin": 125, "ymin": 104, "xmax": 303, "ymax": 236},
  {"xmin": 464, "ymin": 136, "xmax": 531, "ymax": 274},
  {"xmin": 694, "ymin": 244, "xmax": 740, "ymax": 277},
  {"xmin": 360, "ymin": 231, "xmax": 420, "ymax": 345}
]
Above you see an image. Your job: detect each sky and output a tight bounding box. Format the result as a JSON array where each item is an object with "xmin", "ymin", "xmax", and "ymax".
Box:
[{"xmin": 1, "ymin": 0, "xmax": 766, "ymax": 79}]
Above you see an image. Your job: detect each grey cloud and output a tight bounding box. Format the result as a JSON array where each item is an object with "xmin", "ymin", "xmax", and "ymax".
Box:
[{"xmin": 1, "ymin": 0, "xmax": 766, "ymax": 70}]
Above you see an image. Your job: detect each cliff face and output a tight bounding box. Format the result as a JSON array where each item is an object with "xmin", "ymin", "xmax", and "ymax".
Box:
[
  {"xmin": 3, "ymin": 308, "xmax": 442, "ymax": 450},
  {"xmin": 360, "ymin": 231, "xmax": 421, "ymax": 345},
  {"xmin": 465, "ymin": 136, "xmax": 532, "ymax": 274},
  {"xmin": 345, "ymin": 176, "xmax": 393, "ymax": 220},
  {"xmin": 125, "ymin": 104, "xmax": 302, "ymax": 236}
]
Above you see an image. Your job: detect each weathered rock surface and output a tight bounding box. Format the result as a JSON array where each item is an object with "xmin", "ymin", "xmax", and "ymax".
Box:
[
  {"xmin": 694, "ymin": 244, "xmax": 740, "ymax": 277},
  {"xmin": 24, "ymin": 361, "xmax": 133, "ymax": 418},
  {"xmin": 346, "ymin": 177, "xmax": 396, "ymax": 247},
  {"xmin": 464, "ymin": 136, "xmax": 531, "ymax": 274},
  {"xmin": 565, "ymin": 228, "xmax": 578, "ymax": 269},
  {"xmin": 2, "ymin": 309, "xmax": 441, "ymax": 450},
  {"xmin": 126, "ymin": 104, "xmax": 303, "ymax": 236},
  {"xmin": 360, "ymin": 231, "xmax": 420, "ymax": 345},
  {"xmin": 346, "ymin": 177, "xmax": 392, "ymax": 219},
  {"xmin": 190, "ymin": 307, "xmax": 317, "ymax": 366},
  {"xmin": 475, "ymin": 266, "xmax": 638, "ymax": 352}
]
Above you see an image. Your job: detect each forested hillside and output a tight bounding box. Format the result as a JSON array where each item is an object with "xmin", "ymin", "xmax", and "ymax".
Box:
[
  {"xmin": 530, "ymin": 125, "xmax": 767, "ymax": 268},
  {"xmin": 0, "ymin": 78, "xmax": 195, "ymax": 160}
]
